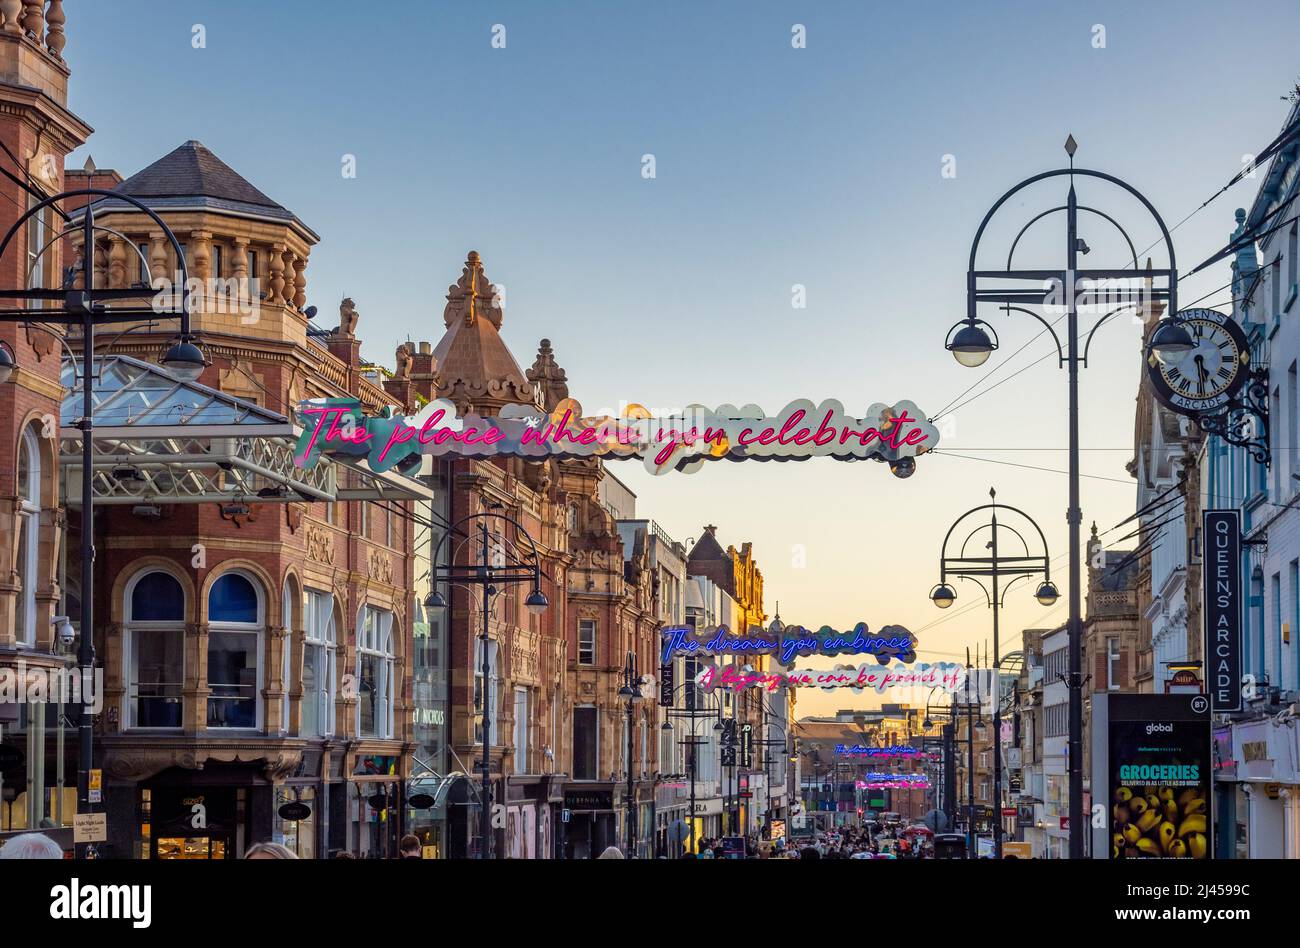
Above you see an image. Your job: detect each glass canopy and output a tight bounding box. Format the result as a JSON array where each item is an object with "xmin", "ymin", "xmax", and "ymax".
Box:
[{"xmin": 58, "ymin": 355, "xmax": 431, "ymax": 505}]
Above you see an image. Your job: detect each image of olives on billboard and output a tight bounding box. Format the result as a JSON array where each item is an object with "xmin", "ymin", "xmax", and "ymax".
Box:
[{"xmin": 1109, "ymin": 719, "xmax": 1210, "ymax": 858}]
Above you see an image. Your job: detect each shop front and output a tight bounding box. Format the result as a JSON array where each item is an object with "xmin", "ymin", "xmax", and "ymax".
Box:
[
  {"xmin": 347, "ymin": 753, "xmax": 404, "ymax": 858},
  {"xmin": 563, "ymin": 785, "xmax": 616, "ymax": 859},
  {"xmin": 507, "ymin": 775, "xmax": 560, "ymax": 859},
  {"xmin": 1215, "ymin": 715, "xmax": 1300, "ymax": 859}
]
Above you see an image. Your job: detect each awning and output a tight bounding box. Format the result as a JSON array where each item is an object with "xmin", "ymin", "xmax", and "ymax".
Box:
[{"xmin": 58, "ymin": 355, "xmax": 431, "ymax": 504}]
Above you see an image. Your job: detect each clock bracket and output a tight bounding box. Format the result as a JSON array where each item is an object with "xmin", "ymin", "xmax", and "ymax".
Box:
[{"xmin": 1195, "ymin": 365, "xmax": 1270, "ymax": 468}]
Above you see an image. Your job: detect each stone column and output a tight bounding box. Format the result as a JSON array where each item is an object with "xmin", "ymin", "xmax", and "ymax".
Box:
[
  {"xmin": 148, "ymin": 232, "xmax": 167, "ymax": 287},
  {"xmin": 291, "ymin": 253, "xmax": 307, "ymax": 310},
  {"xmin": 44, "ymin": 0, "xmax": 64, "ymax": 59},
  {"xmin": 231, "ymin": 237, "xmax": 249, "ymax": 303},
  {"xmin": 107, "ymin": 237, "xmax": 127, "ymax": 289},
  {"xmin": 268, "ymin": 243, "xmax": 286, "ymax": 304},
  {"xmin": 185, "ymin": 622, "xmax": 208, "ymax": 735},
  {"xmin": 19, "ymin": 0, "xmax": 42, "ymax": 41},
  {"xmin": 0, "ymin": 1, "xmax": 22, "ymax": 34},
  {"xmin": 189, "ymin": 231, "xmax": 212, "ymax": 281}
]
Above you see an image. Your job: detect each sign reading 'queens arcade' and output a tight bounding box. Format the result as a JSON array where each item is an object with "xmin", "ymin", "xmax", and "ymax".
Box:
[
  {"xmin": 291, "ymin": 396, "xmax": 940, "ymax": 475},
  {"xmin": 1203, "ymin": 509, "xmax": 1242, "ymax": 713}
]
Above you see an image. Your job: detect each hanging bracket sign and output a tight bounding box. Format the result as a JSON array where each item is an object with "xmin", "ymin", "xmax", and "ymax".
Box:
[{"xmin": 292, "ymin": 397, "xmax": 939, "ymax": 476}]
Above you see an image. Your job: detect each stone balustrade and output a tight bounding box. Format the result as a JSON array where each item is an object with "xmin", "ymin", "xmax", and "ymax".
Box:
[{"xmin": 1, "ymin": 1, "xmax": 66, "ymax": 62}]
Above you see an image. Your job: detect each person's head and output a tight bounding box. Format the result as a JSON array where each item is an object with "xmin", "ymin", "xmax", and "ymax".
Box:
[
  {"xmin": 332, "ymin": 850, "xmax": 357, "ymax": 859},
  {"xmin": 244, "ymin": 842, "xmax": 298, "ymax": 860},
  {"xmin": 597, "ymin": 845, "xmax": 625, "ymax": 859},
  {"xmin": 0, "ymin": 832, "xmax": 63, "ymax": 860},
  {"xmin": 800, "ymin": 845, "xmax": 821, "ymax": 860},
  {"xmin": 399, "ymin": 834, "xmax": 422, "ymax": 857}
]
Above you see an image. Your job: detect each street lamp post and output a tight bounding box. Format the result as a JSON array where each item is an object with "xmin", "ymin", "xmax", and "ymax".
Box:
[
  {"xmin": 0, "ymin": 188, "xmax": 204, "ymax": 857},
  {"xmin": 426, "ymin": 511, "xmax": 549, "ymax": 859},
  {"xmin": 661, "ymin": 681, "xmax": 723, "ymax": 855},
  {"xmin": 947, "ymin": 138, "xmax": 1179, "ymax": 857},
  {"xmin": 930, "ymin": 488, "xmax": 1056, "ymax": 858},
  {"xmin": 618, "ymin": 649, "xmax": 643, "ymax": 856}
]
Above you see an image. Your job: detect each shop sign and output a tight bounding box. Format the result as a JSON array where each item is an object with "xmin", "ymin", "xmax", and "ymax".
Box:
[
  {"xmin": 88, "ymin": 769, "xmax": 102, "ymax": 805},
  {"xmin": 1167, "ymin": 669, "xmax": 1202, "ymax": 694},
  {"xmin": 741, "ymin": 723, "xmax": 753, "ymax": 769},
  {"xmin": 1241, "ymin": 741, "xmax": 1269, "ymax": 763},
  {"xmin": 294, "ymin": 397, "xmax": 939, "ymax": 477},
  {"xmin": 1203, "ymin": 510, "xmax": 1243, "ymax": 712},
  {"xmin": 564, "ymin": 789, "xmax": 613, "ymax": 811},
  {"xmin": 277, "ymin": 801, "xmax": 312, "ymax": 821},
  {"xmin": 659, "ymin": 660, "xmax": 674, "ymax": 707},
  {"xmin": 1104, "ymin": 694, "xmax": 1211, "ymax": 860},
  {"xmin": 73, "ymin": 813, "xmax": 107, "ymax": 843}
]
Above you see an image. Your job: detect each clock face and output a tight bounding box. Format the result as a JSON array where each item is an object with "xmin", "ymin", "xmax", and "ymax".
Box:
[{"xmin": 1146, "ymin": 309, "xmax": 1250, "ymax": 415}]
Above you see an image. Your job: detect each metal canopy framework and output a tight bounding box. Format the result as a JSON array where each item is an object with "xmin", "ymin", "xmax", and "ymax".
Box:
[{"xmin": 59, "ymin": 355, "xmax": 430, "ymax": 505}]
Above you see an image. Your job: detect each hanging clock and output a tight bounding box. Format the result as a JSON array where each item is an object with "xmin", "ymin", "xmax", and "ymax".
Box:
[{"xmin": 1145, "ymin": 308, "xmax": 1250, "ymax": 415}]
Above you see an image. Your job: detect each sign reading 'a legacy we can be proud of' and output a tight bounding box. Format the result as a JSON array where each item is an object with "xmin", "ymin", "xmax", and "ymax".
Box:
[{"xmin": 292, "ymin": 396, "xmax": 940, "ymax": 476}]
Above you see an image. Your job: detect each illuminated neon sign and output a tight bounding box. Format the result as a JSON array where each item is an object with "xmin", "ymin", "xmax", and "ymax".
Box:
[
  {"xmin": 836, "ymin": 745, "xmax": 935, "ymax": 759},
  {"xmin": 857, "ymin": 776, "xmax": 931, "ymax": 790},
  {"xmin": 292, "ymin": 396, "xmax": 939, "ymax": 476},
  {"xmin": 659, "ymin": 623, "xmax": 917, "ymax": 666},
  {"xmin": 694, "ymin": 661, "xmax": 967, "ymax": 693}
]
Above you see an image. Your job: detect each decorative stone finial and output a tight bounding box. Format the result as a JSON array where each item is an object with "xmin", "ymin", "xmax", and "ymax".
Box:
[
  {"xmin": 527, "ymin": 338, "xmax": 569, "ymax": 412},
  {"xmin": 443, "ymin": 250, "xmax": 503, "ymax": 331}
]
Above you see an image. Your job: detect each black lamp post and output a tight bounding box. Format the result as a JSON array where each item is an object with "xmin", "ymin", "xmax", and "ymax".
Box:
[
  {"xmin": 425, "ymin": 511, "xmax": 548, "ymax": 859},
  {"xmin": 947, "ymin": 138, "xmax": 1178, "ymax": 857},
  {"xmin": 0, "ymin": 188, "xmax": 203, "ymax": 858},
  {"xmin": 661, "ymin": 681, "xmax": 723, "ymax": 854},
  {"xmin": 930, "ymin": 488, "xmax": 1055, "ymax": 858},
  {"xmin": 618, "ymin": 649, "xmax": 643, "ymax": 856}
]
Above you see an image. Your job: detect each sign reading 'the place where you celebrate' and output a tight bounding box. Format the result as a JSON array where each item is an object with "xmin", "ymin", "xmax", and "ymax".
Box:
[{"xmin": 292, "ymin": 396, "xmax": 940, "ymax": 475}]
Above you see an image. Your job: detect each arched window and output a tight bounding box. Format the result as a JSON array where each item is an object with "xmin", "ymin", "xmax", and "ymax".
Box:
[
  {"xmin": 301, "ymin": 589, "xmax": 336, "ymax": 738},
  {"xmin": 125, "ymin": 570, "xmax": 186, "ymax": 728},
  {"xmin": 14, "ymin": 426, "xmax": 40, "ymax": 646},
  {"xmin": 207, "ymin": 571, "xmax": 264, "ymax": 729},
  {"xmin": 357, "ymin": 605, "xmax": 394, "ymax": 739}
]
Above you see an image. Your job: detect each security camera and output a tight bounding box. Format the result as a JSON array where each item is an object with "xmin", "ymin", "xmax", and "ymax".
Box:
[{"xmin": 53, "ymin": 617, "xmax": 75, "ymax": 648}]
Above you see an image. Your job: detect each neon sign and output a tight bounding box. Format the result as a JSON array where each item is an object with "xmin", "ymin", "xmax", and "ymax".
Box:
[
  {"xmin": 659, "ymin": 623, "xmax": 917, "ymax": 666},
  {"xmin": 857, "ymin": 776, "xmax": 930, "ymax": 790},
  {"xmin": 835, "ymin": 744, "xmax": 935, "ymax": 759},
  {"xmin": 694, "ymin": 661, "xmax": 967, "ymax": 693},
  {"xmin": 292, "ymin": 396, "xmax": 939, "ymax": 476}
]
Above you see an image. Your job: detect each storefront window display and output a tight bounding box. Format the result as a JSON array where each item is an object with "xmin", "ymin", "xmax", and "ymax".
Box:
[{"xmin": 273, "ymin": 786, "xmax": 316, "ymax": 859}]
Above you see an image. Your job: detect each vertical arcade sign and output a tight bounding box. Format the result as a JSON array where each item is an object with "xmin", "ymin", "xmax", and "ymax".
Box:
[
  {"xmin": 659, "ymin": 659, "xmax": 674, "ymax": 707},
  {"xmin": 1203, "ymin": 510, "xmax": 1242, "ymax": 712}
]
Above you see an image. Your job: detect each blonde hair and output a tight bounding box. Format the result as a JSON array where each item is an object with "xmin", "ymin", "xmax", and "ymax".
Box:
[
  {"xmin": 243, "ymin": 842, "xmax": 299, "ymax": 859},
  {"xmin": 597, "ymin": 845, "xmax": 625, "ymax": 859}
]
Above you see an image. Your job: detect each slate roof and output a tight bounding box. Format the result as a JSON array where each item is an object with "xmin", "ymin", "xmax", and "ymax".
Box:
[{"xmin": 72, "ymin": 140, "xmax": 317, "ymax": 239}]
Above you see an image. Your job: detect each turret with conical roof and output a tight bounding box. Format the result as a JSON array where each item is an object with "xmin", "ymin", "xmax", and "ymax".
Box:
[{"xmin": 427, "ymin": 251, "xmax": 537, "ymax": 415}]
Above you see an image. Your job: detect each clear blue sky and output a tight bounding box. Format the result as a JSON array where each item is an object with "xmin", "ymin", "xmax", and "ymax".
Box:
[{"xmin": 64, "ymin": 1, "xmax": 1300, "ymax": 712}]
